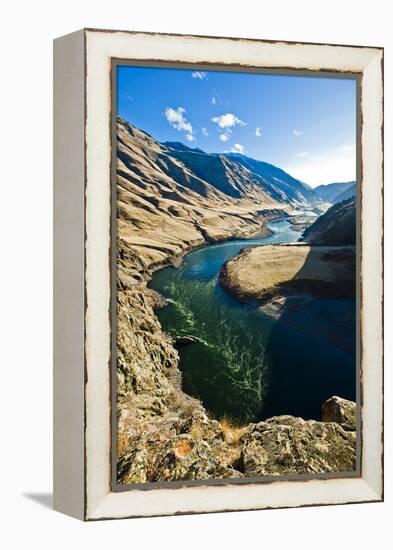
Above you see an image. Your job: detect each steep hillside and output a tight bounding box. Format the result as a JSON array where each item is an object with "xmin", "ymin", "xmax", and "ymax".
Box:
[
  {"xmin": 226, "ymin": 153, "xmax": 321, "ymax": 206},
  {"xmin": 163, "ymin": 141, "xmax": 205, "ymax": 154},
  {"xmin": 166, "ymin": 147, "xmax": 279, "ymax": 201},
  {"xmin": 117, "ymin": 117, "xmax": 291, "ymax": 271},
  {"xmin": 301, "ymin": 197, "xmax": 356, "ymax": 245},
  {"xmin": 335, "ymin": 183, "xmax": 356, "ymax": 203},
  {"xmin": 314, "ymin": 181, "xmax": 356, "ymax": 204}
]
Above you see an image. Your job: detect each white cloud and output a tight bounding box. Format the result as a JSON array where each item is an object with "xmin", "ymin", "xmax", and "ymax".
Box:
[
  {"xmin": 296, "ymin": 151, "xmax": 309, "ymax": 158},
  {"xmin": 212, "ymin": 113, "xmax": 246, "ymax": 129},
  {"xmin": 255, "ymin": 126, "xmax": 262, "ymax": 137},
  {"xmin": 284, "ymin": 146, "xmax": 356, "ymax": 187},
  {"xmin": 231, "ymin": 143, "xmax": 246, "ymax": 154},
  {"xmin": 121, "ymin": 92, "xmax": 134, "ymax": 102},
  {"xmin": 164, "ymin": 106, "xmax": 194, "ymax": 139},
  {"xmin": 202, "ymin": 127, "xmax": 209, "ymax": 137},
  {"xmin": 219, "ymin": 133, "xmax": 230, "ymax": 142},
  {"xmin": 191, "ymin": 71, "xmax": 208, "ymax": 80},
  {"xmin": 211, "ymin": 96, "xmax": 217, "ymax": 105},
  {"xmin": 292, "ymin": 129, "xmax": 303, "ymax": 136},
  {"xmin": 218, "ymin": 128, "xmax": 233, "ymax": 142},
  {"xmin": 339, "ymin": 143, "xmax": 356, "ymax": 152}
]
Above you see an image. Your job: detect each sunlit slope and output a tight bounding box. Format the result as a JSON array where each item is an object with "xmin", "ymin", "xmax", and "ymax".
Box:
[{"xmin": 117, "ymin": 117, "xmax": 320, "ymax": 270}]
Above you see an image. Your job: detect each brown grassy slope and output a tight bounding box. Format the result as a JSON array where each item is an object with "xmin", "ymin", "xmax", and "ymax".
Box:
[
  {"xmin": 219, "ymin": 244, "xmax": 356, "ymax": 304},
  {"xmin": 117, "ymin": 118, "xmax": 290, "ymax": 270}
]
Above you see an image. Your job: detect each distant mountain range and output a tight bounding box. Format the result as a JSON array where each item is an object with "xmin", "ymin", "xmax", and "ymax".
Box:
[
  {"xmin": 314, "ymin": 181, "xmax": 356, "ymax": 204},
  {"xmin": 161, "ymin": 139, "xmax": 321, "ymax": 207},
  {"xmin": 334, "ymin": 183, "xmax": 356, "ymax": 203}
]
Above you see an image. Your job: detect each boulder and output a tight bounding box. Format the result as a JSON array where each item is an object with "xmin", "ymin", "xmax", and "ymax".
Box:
[
  {"xmin": 241, "ymin": 415, "xmax": 356, "ymax": 477},
  {"xmin": 172, "ymin": 335, "xmax": 200, "ymax": 347},
  {"xmin": 322, "ymin": 395, "xmax": 356, "ymax": 431}
]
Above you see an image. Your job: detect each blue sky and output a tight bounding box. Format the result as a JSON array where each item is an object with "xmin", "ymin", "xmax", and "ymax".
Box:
[{"xmin": 117, "ymin": 65, "xmax": 357, "ymax": 187}]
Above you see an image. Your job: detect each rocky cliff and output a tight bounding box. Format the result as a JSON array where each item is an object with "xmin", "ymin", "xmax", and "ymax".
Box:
[
  {"xmin": 116, "ymin": 119, "xmax": 356, "ymax": 484},
  {"xmin": 118, "ymin": 395, "xmax": 356, "ymax": 483}
]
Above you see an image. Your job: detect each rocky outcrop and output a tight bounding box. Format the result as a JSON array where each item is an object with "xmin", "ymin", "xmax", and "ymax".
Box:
[
  {"xmin": 118, "ymin": 410, "xmax": 243, "ymax": 483},
  {"xmin": 322, "ymin": 396, "xmax": 356, "ymax": 431},
  {"xmin": 241, "ymin": 414, "xmax": 356, "ymax": 476},
  {"xmin": 117, "ymin": 398, "xmax": 356, "ymax": 483},
  {"xmin": 172, "ymin": 335, "xmax": 200, "ymax": 348}
]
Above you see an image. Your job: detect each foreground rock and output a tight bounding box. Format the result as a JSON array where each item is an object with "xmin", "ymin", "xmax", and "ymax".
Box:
[
  {"xmin": 172, "ymin": 335, "xmax": 200, "ymax": 347},
  {"xmin": 242, "ymin": 414, "xmax": 356, "ymax": 476},
  {"xmin": 219, "ymin": 244, "xmax": 356, "ymax": 305},
  {"xmin": 118, "ymin": 398, "xmax": 356, "ymax": 482},
  {"xmin": 322, "ymin": 396, "xmax": 356, "ymax": 431}
]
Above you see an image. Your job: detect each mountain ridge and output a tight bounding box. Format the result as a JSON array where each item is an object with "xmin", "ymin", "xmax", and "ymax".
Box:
[
  {"xmin": 334, "ymin": 183, "xmax": 356, "ymax": 203},
  {"xmin": 117, "ymin": 117, "xmax": 289, "ymax": 272},
  {"xmin": 314, "ymin": 181, "xmax": 356, "ymax": 204},
  {"xmin": 225, "ymin": 152, "xmax": 320, "ymax": 206}
]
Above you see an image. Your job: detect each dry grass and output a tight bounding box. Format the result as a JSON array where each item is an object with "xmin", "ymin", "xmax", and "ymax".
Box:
[
  {"xmin": 220, "ymin": 417, "xmax": 247, "ymax": 446},
  {"xmin": 189, "ymin": 423, "xmax": 206, "ymax": 441},
  {"xmin": 174, "ymin": 439, "xmax": 193, "ymax": 459},
  {"xmin": 221, "ymin": 244, "xmax": 355, "ymax": 304},
  {"xmin": 117, "ymin": 432, "xmax": 130, "ymax": 457}
]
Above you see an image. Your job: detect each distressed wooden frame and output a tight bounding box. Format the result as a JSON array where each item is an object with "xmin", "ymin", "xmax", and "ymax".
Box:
[{"xmin": 53, "ymin": 28, "xmax": 384, "ymax": 521}]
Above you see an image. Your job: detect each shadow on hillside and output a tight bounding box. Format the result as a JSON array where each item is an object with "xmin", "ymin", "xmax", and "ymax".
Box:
[{"xmin": 259, "ymin": 246, "xmax": 356, "ymax": 421}]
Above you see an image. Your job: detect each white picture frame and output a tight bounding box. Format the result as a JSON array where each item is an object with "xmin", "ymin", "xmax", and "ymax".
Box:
[{"xmin": 53, "ymin": 28, "xmax": 383, "ymax": 521}]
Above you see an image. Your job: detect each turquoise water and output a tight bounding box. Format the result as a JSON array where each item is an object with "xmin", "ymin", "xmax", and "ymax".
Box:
[{"xmin": 149, "ymin": 218, "xmax": 356, "ymax": 424}]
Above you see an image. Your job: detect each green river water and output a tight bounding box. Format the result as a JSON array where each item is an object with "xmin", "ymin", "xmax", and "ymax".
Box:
[{"xmin": 149, "ymin": 217, "xmax": 356, "ymax": 424}]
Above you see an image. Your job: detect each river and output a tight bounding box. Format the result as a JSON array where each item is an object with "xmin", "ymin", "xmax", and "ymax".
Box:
[{"xmin": 148, "ymin": 217, "xmax": 356, "ymax": 424}]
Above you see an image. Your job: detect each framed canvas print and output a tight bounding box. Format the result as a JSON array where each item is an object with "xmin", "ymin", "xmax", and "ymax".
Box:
[{"xmin": 53, "ymin": 29, "xmax": 384, "ymax": 520}]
